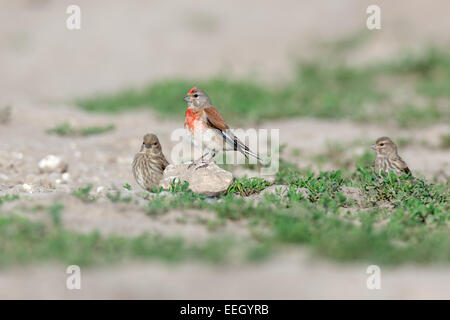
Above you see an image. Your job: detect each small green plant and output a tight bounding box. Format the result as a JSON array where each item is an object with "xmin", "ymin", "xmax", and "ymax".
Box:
[
  {"xmin": 47, "ymin": 122, "xmax": 115, "ymax": 137},
  {"xmin": 0, "ymin": 105, "xmax": 11, "ymax": 125},
  {"xmin": 227, "ymin": 177, "xmax": 271, "ymax": 196},
  {"xmin": 440, "ymin": 134, "xmax": 450, "ymax": 149},
  {"xmin": 106, "ymin": 191, "xmax": 133, "ymax": 203},
  {"xmin": 48, "ymin": 203, "xmax": 64, "ymax": 227},
  {"xmin": 80, "ymin": 124, "xmax": 115, "ymax": 136},
  {"xmin": 123, "ymin": 183, "xmax": 132, "ymax": 191},
  {"xmin": 0, "ymin": 194, "xmax": 19, "ymax": 206},
  {"xmin": 168, "ymin": 180, "xmax": 191, "ymax": 193},
  {"xmin": 73, "ymin": 185, "xmax": 96, "ymax": 203}
]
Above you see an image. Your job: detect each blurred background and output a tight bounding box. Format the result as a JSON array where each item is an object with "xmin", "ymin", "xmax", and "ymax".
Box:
[
  {"xmin": 0, "ymin": 0, "xmax": 449, "ymax": 299},
  {"xmin": 1, "ymin": 0, "xmax": 449, "ymax": 100}
]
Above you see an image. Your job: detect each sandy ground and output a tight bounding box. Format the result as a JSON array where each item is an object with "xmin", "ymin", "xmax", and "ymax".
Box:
[
  {"xmin": 0, "ymin": 0, "xmax": 449, "ymax": 299},
  {"xmin": 2, "ymin": 254, "xmax": 450, "ymax": 300}
]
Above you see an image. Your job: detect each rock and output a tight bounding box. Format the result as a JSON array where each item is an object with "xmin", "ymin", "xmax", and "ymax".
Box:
[
  {"xmin": 22, "ymin": 183, "xmax": 33, "ymax": 193},
  {"xmin": 340, "ymin": 186, "xmax": 364, "ymax": 204},
  {"xmin": 38, "ymin": 155, "xmax": 68, "ymax": 174},
  {"xmin": 159, "ymin": 163, "xmax": 233, "ymax": 196},
  {"xmin": 254, "ymin": 185, "xmax": 310, "ymax": 200},
  {"xmin": 62, "ymin": 172, "xmax": 70, "ymax": 182}
]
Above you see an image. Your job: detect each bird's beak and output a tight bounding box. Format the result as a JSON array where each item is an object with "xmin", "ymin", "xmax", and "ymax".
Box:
[
  {"xmin": 145, "ymin": 143, "xmax": 151, "ymax": 149},
  {"xmin": 370, "ymin": 144, "xmax": 376, "ymax": 150},
  {"xmin": 183, "ymin": 95, "xmax": 190, "ymax": 102}
]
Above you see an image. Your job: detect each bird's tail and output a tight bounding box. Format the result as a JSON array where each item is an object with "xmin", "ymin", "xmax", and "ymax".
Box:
[
  {"xmin": 222, "ymin": 130, "xmax": 264, "ymax": 164},
  {"xmin": 241, "ymin": 147, "xmax": 263, "ymax": 162}
]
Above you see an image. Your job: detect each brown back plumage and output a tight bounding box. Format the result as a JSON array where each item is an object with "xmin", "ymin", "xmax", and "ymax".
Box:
[{"xmin": 204, "ymin": 106, "xmax": 229, "ymax": 131}]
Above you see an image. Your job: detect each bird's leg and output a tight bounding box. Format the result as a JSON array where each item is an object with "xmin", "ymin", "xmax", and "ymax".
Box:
[
  {"xmin": 194, "ymin": 151, "xmax": 216, "ymax": 170},
  {"xmin": 188, "ymin": 153, "xmax": 208, "ymax": 169}
]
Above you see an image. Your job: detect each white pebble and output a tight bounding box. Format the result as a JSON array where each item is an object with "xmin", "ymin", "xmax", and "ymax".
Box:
[
  {"xmin": 22, "ymin": 183, "xmax": 33, "ymax": 193},
  {"xmin": 38, "ymin": 155, "xmax": 68, "ymax": 173},
  {"xmin": 12, "ymin": 152, "xmax": 23, "ymax": 159}
]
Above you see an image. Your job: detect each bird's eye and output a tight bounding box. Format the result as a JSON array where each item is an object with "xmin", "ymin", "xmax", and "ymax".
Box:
[
  {"xmin": 153, "ymin": 142, "xmax": 158, "ymax": 146},
  {"xmin": 193, "ymin": 94, "xmax": 199, "ymax": 98},
  {"xmin": 379, "ymin": 143, "xmax": 384, "ymax": 146}
]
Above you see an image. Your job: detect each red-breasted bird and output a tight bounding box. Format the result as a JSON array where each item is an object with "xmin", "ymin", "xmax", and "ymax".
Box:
[
  {"xmin": 371, "ymin": 137, "xmax": 410, "ymax": 176},
  {"xmin": 183, "ymin": 87, "xmax": 262, "ymax": 169},
  {"xmin": 132, "ymin": 134, "xmax": 169, "ymax": 190}
]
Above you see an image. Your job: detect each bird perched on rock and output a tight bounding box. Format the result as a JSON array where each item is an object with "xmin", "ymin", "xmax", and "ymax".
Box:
[
  {"xmin": 132, "ymin": 134, "xmax": 169, "ymax": 191},
  {"xmin": 371, "ymin": 137, "xmax": 410, "ymax": 176},
  {"xmin": 183, "ymin": 87, "xmax": 262, "ymax": 169}
]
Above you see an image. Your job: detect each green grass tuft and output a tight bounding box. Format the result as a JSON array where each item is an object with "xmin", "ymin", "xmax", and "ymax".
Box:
[
  {"xmin": 47, "ymin": 122, "xmax": 115, "ymax": 137},
  {"xmin": 0, "ymin": 195, "xmax": 19, "ymax": 206},
  {"xmin": 227, "ymin": 177, "xmax": 272, "ymax": 196},
  {"xmin": 73, "ymin": 185, "xmax": 96, "ymax": 203},
  {"xmin": 0, "ymin": 215, "xmax": 239, "ymax": 267},
  {"xmin": 440, "ymin": 134, "xmax": 450, "ymax": 149},
  {"xmin": 1, "ymin": 159, "xmax": 449, "ymax": 266}
]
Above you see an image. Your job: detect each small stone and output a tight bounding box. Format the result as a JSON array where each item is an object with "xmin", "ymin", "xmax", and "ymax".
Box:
[
  {"xmin": 38, "ymin": 155, "xmax": 68, "ymax": 174},
  {"xmin": 62, "ymin": 172, "xmax": 70, "ymax": 181},
  {"xmin": 12, "ymin": 152, "xmax": 23, "ymax": 160},
  {"xmin": 22, "ymin": 183, "xmax": 33, "ymax": 193},
  {"xmin": 159, "ymin": 163, "xmax": 233, "ymax": 196}
]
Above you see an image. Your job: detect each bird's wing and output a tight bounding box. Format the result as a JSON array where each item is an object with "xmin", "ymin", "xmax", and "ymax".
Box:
[
  {"xmin": 160, "ymin": 154, "xmax": 169, "ymax": 171},
  {"xmin": 394, "ymin": 155, "xmax": 411, "ymax": 174},
  {"xmin": 204, "ymin": 106, "xmax": 229, "ymax": 131},
  {"xmin": 204, "ymin": 106, "xmax": 261, "ymax": 161}
]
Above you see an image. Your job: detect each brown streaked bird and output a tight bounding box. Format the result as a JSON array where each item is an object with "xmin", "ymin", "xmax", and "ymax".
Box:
[
  {"xmin": 132, "ymin": 134, "xmax": 169, "ymax": 191},
  {"xmin": 371, "ymin": 137, "xmax": 410, "ymax": 176},
  {"xmin": 183, "ymin": 87, "xmax": 262, "ymax": 169}
]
